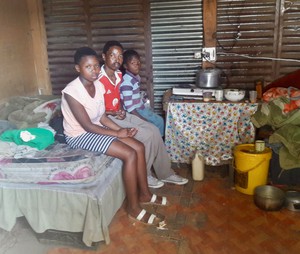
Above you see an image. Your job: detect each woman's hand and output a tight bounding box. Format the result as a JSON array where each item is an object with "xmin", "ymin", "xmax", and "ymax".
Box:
[
  {"xmin": 127, "ymin": 127, "xmax": 138, "ymax": 137},
  {"xmin": 117, "ymin": 127, "xmax": 138, "ymax": 138}
]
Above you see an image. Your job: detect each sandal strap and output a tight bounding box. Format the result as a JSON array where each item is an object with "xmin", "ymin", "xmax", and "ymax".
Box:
[
  {"xmin": 150, "ymin": 194, "xmax": 157, "ymax": 203},
  {"xmin": 136, "ymin": 209, "xmax": 157, "ymax": 225},
  {"xmin": 150, "ymin": 194, "xmax": 168, "ymax": 205},
  {"xmin": 147, "ymin": 214, "xmax": 157, "ymax": 224},
  {"xmin": 161, "ymin": 196, "xmax": 167, "ymax": 205},
  {"xmin": 136, "ymin": 209, "xmax": 147, "ymax": 221}
]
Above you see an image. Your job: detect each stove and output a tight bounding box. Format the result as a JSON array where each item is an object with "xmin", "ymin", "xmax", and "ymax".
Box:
[{"xmin": 172, "ymin": 87, "xmax": 217, "ymax": 97}]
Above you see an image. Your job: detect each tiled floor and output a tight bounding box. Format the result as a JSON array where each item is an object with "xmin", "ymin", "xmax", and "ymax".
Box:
[{"xmin": 2, "ymin": 164, "xmax": 300, "ymax": 254}]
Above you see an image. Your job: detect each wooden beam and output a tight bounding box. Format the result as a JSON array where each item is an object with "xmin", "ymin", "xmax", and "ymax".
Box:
[
  {"xmin": 26, "ymin": 0, "xmax": 52, "ymax": 95},
  {"xmin": 202, "ymin": 0, "xmax": 217, "ymax": 68}
]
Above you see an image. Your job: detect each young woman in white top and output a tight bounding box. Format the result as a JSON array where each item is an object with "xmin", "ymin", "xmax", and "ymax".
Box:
[{"xmin": 61, "ymin": 47, "xmax": 168, "ymax": 226}]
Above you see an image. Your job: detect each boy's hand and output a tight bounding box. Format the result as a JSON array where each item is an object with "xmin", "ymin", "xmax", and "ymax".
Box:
[
  {"xmin": 105, "ymin": 110, "xmax": 117, "ymax": 116},
  {"xmin": 115, "ymin": 110, "xmax": 126, "ymax": 120}
]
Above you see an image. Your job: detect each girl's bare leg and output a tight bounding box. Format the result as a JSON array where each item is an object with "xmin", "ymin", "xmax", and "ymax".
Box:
[
  {"xmin": 113, "ymin": 137, "xmax": 166, "ymax": 204},
  {"xmin": 106, "ymin": 140, "xmax": 139, "ymax": 213},
  {"xmin": 106, "ymin": 139, "xmax": 162, "ymax": 223},
  {"xmin": 122, "ymin": 138, "xmax": 154, "ymax": 200}
]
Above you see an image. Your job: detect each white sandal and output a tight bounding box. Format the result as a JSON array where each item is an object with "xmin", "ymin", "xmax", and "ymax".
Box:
[
  {"xmin": 128, "ymin": 209, "xmax": 158, "ymax": 225},
  {"xmin": 141, "ymin": 194, "xmax": 169, "ymax": 206}
]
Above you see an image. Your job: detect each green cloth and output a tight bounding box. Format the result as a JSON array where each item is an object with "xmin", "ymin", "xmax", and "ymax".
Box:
[
  {"xmin": 269, "ymin": 124, "xmax": 300, "ymax": 169},
  {"xmin": 251, "ymin": 97, "xmax": 300, "ymax": 129},
  {"xmin": 251, "ymin": 97, "xmax": 300, "ymax": 169},
  {"xmin": 0, "ymin": 128, "xmax": 54, "ymax": 150}
]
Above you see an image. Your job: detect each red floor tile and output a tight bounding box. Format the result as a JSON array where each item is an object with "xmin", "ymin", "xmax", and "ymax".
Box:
[{"xmin": 45, "ymin": 164, "xmax": 300, "ymax": 254}]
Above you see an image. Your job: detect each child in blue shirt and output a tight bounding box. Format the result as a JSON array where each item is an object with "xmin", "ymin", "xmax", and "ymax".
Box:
[{"xmin": 120, "ymin": 49, "xmax": 165, "ymax": 136}]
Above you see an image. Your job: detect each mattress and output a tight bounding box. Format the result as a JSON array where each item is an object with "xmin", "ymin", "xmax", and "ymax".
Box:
[
  {"xmin": 0, "ymin": 141, "xmax": 114, "ymax": 184},
  {"xmin": 0, "ymin": 140, "xmax": 126, "ymax": 246},
  {"xmin": 0, "ymin": 156, "xmax": 125, "ymax": 246}
]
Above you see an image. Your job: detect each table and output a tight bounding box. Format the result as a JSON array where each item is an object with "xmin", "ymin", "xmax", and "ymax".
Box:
[{"xmin": 165, "ymin": 100, "xmax": 258, "ymax": 165}]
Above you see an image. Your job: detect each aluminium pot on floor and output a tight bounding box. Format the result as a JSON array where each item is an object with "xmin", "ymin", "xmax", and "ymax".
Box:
[{"xmin": 253, "ymin": 185, "xmax": 285, "ymax": 211}]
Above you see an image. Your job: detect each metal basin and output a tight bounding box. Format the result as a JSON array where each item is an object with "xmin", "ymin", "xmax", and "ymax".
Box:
[
  {"xmin": 285, "ymin": 191, "xmax": 300, "ymax": 212},
  {"xmin": 253, "ymin": 185, "xmax": 285, "ymax": 211}
]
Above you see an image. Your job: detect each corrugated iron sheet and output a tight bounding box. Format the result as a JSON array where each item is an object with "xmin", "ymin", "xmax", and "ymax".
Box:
[
  {"xmin": 279, "ymin": 0, "xmax": 300, "ymax": 75},
  {"xmin": 43, "ymin": 0, "xmax": 300, "ymax": 115},
  {"xmin": 216, "ymin": 0, "xmax": 300, "ymax": 90},
  {"xmin": 150, "ymin": 0, "xmax": 203, "ymax": 113},
  {"xmin": 43, "ymin": 0, "xmax": 148, "ymax": 95},
  {"xmin": 216, "ymin": 0, "xmax": 278, "ymax": 89}
]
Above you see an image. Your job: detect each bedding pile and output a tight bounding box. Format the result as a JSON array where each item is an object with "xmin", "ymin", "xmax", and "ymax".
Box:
[
  {"xmin": 0, "ymin": 96, "xmax": 114, "ymax": 184},
  {"xmin": 0, "ymin": 96, "xmax": 61, "ymax": 129},
  {"xmin": 251, "ymin": 87, "xmax": 300, "ymax": 170}
]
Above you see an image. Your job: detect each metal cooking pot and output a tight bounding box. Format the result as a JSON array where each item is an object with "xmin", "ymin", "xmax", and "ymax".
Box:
[
  {"xmin": 253, "ymin": 185, "xmax": 285, "ymax": 211},
  {"xmin": 196, "ymin": 68, "xmax": 226, "ymax": 88}
]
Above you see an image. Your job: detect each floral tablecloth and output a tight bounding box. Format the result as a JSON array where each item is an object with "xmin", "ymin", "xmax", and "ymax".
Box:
[{"xmin": 165, "ymin": 101, "xmax": 258, "ymax": 165}]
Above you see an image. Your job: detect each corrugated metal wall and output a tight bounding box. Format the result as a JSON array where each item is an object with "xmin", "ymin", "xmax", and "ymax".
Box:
[
  {"xmin": 89, "ymin": 0, "xmax": 153, "ymax": 99},
  {"xmin": 43, "ymin": 0, "xmax": 88, "ymax": 94},
  {"xmin": 279, "ymin": 0, "xmax": 300, "ymax": 75},
  {"xmin": 216, "ymin": 0, "xmax": 278, "ymax": 90},
  {"xmin": 43, "ymin": 0, "xmax": 300, "ymax": 115},
  {"xmin": 216, "ymin": 0, "xmax": 300, "ymax": 90},
  {"xmin": 43, "ymin": 0, "xmax": 149, "ymax": 95},
  {"xmin": 150, "ymin": 0, "xmax": 203, "ymax": 113}
]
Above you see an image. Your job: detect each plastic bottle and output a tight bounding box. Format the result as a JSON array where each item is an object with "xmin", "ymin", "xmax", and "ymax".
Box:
[{"xmin": 192, "ymin": 151, "xmax": 205, "ymax": 181}]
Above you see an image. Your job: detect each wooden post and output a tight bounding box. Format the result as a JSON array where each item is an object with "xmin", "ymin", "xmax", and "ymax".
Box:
[
  {"xmin": 202, "ymin": 0, "xmax": 217, "ymax": 69},
  {"xmin": 26, "ymin": 0, "xmax": 52, "ymax": 95}
]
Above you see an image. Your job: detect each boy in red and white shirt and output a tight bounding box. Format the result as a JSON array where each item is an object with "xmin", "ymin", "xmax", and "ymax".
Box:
[{"xmin": 98, "ymin": 40, "xmax": 188, "ymax": 188}]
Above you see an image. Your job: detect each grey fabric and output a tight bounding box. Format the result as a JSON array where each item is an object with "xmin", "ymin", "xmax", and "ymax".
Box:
[
  {"xmin": 109, "ymin": 113, "xmax": 174, "ymax": 179},
  {"xmin": 0, "ymin": 97, "xmax": 40, "ymax": 120},
  {"xmin": 0, "ymin": 96, "xmax": 61, "ymax": 129},
  {"xmin": 0, "ymin": 120, "xmax": 17, "ymax": 134}
]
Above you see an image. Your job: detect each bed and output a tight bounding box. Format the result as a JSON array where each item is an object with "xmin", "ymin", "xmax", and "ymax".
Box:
[
  {"xmin": 0, "ymin": 96, "xmax": 125, "ymax": 247},
  {"xmin": 251, "ymin": 69, "xmax": 300, "ymax": 185}
]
